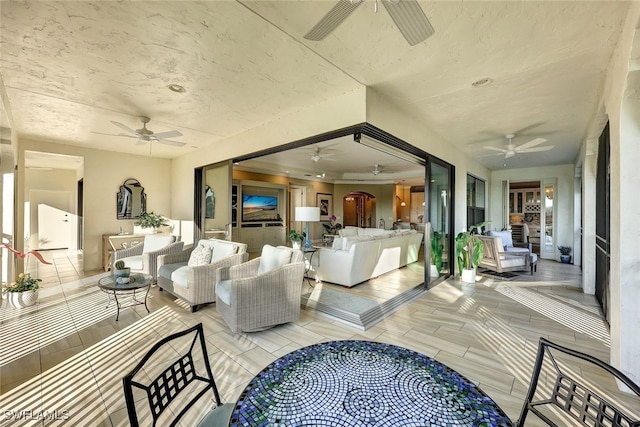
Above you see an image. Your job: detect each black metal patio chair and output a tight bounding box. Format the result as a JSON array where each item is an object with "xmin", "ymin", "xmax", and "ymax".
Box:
[
  {"xmin": 517, "ymin": 337, "xmax": 640, "ymax": 427},
  {"xmin": 122, "ymin": 323, "xmax": 233, "ymax": 427}
]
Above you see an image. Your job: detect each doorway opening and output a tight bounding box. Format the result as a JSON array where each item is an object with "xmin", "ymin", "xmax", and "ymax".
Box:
[{"xmin": 343, "ymin": 192, "xmax": 375, "ymax": 228}]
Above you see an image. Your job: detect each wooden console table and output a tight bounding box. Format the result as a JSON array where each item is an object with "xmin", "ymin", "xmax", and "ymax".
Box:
[{"xmin": 102, "ymin": 234, "xmax": 145, "ymax": 271}]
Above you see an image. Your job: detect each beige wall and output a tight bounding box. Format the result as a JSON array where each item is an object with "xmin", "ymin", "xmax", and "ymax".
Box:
[
  {"xmin": 17, "ymin": 138, "xmax": 171, "ymax": 271},
  {"xmin": 596, "ymin": 1, "xmax": 640, "ymax": 385},
  {"xmin": 170, "ymin": 87, "xmax": 368, "ymax": 221},
  {"xmin": 24, "ymin": 168, "xmax": 77, "ymax": 250},
  {"xmin": 364, "ymin": 87, "xmax": 491, "ymax": 238}
]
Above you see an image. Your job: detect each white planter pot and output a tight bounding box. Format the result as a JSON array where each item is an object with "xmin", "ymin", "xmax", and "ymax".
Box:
[
  {"xmin": 133, "ymin": 225, "xmax": 158, "ymax": 235},
  {"xmin": 461, "ymin": 268, "xmax": 476, "ymax": 284},
  {"xmin": 430, "ymin": 265, "xmax": 439, "ymax": 279},
  {"xmin": 7, "ymin": 289, "xmax": 39, "ymax": 309},
  {"xmin": 292, "ymin": 241, "xmax": 301, "ymax": 250}
]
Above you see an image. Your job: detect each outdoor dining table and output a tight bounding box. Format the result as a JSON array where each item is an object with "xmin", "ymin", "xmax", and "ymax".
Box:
[{"xmin": 227, "ymin": 340, "xmax": 512, "ymax": 426}]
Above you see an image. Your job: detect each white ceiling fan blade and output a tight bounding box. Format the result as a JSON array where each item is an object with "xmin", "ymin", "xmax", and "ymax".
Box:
[
  {"xmin": 483, "ymin": 146, "xmax": 508, "ymax": 153},
  {"xmin": 381, "ymin": 0, "xmax": 435, "ymax": 46},
  {"xmin": 110, "ymin": 121, "xmax": 139, "ymax": 135},
  {"xmin": 153, "ymin": 130, "xmax": 183, "ymax": 140},
  {"xmin": 517, "ymin": 137, "xmax": 547, "ymax": 151},
  {"xmin": 135, "ymin": 137, "xmax": 148, "ymax": 145},
  {"xmin": 304, "ymin": 0, "xmax": 362, "ymax": 41},
  {"xmin": 91, "ymin": 131, "xmax": 137, "ymax": 138},
  {"xmin": 156, "ymin": 139, "xmax": 186, "ymax": 147},
  {"xmin": 519, "ymin": 146, "xmax": 554, "ymax": 153}
]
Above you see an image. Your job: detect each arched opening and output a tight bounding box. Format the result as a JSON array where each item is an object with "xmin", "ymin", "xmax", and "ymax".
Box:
[{"xmin": 343, "ymin": 192, "xmax": 376, "ymax": 228}]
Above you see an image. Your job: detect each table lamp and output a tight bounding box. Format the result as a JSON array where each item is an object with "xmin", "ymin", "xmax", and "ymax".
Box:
[{"xmin": 295, "ymin": 207, "xmax": 320, "ymax": 249}]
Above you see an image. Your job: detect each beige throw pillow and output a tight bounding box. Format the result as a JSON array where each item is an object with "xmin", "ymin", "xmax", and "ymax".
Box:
[
  {"xmin": 257, "ymin": 245, "xmax": 292, "ymax": 274},
  {"xmin": 188, "ymin": 244, "xmax": 213, "ymax": 266}
]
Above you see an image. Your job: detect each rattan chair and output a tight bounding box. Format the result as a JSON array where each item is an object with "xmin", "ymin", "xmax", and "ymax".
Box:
[
  {"xmin": 112, "ymin": 234, "xmax": 183, "ymax": 281},
  {"xmin": 122, "ymin": 323, "xmax": 233, "ymax": 427},
  {"xmin": 517, "ymin": 337, "xmax": 640, "ymax": 427},
  {"xmin": 215, "ymin": 245, "xmax": 305, "ymax": 333}
]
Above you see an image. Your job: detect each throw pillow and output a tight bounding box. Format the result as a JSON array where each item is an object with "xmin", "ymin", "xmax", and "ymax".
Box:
[
  {"xmin": 210, "ymin": 240, "xmax": 239, "ymax": 262},
  {"xmin": 257, "ymin": 245, "xmax": 292, "ymax": 274},
  {"xmin": 188, "ymin": 244, "xmax": 213, "ymax": 266}
]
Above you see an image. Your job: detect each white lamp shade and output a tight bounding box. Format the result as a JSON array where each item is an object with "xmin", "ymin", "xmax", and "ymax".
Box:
[{"xmin": 295, "ymin": 206, "xmax": 320, "ymax": 222}]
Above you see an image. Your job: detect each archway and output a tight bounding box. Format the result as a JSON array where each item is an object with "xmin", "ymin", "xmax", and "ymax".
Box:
[{"xmin": 343, "ymin": 192, "xmax": 376, "ymax": 228}]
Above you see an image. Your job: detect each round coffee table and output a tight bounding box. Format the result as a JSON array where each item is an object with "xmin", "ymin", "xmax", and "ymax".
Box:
[
  {"xmin": 97, "ymin": 273, "xmax": 152, "ymax": 321},
  {"xmin": 229, "ymin": 340, "xmax": 512, "ymax": 426}
]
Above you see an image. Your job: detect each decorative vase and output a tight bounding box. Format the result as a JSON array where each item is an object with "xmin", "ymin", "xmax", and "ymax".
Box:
[
  {"xmin": 114, "ymin": 267, "xmax": 131, "ymax": 279},
  {"xmin": 560, "ymin": 255, "xmax": 571, "ymax": 264},
  {"xmin": 7, "ymin": 289, "xmax": 39, "ymax": 309},
  {"xmin": 461, "ymin": 268, "xmax": 476, "ymax": 284}
]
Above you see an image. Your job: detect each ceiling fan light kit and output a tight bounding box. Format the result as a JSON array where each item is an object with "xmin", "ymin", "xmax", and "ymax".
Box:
[{"xmin": 304, "ymin": 0, "xmax": 434, "ymax": 46}]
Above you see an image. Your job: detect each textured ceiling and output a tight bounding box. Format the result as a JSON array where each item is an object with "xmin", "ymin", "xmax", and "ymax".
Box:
[{"xmin": 0, "ymin": 1, "xmax": 631, "ymax": 171}]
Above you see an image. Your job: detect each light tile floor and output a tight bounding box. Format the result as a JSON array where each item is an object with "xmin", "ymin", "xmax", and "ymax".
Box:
[{"xmin": 0, "ymin": 251, "xmax": 637, "ymax": 426}]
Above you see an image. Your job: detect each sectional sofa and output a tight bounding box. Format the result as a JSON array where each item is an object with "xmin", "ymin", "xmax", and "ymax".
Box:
[{"xmin": 312, "ymin": 227, "xmax": 424, "ymax": 287}]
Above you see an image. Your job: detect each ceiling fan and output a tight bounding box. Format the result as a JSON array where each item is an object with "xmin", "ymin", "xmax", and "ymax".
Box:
[
  {"xmin": 372, "ymin": 164, "xmax": 383, "ymax": 175},
  {"xmin": 103, "ymin": 116, "xmax": 186, "ymax": 146},
  {"xmin": 483, "ymin": 134, "xmax": 554, "ymax": 159},
  {"xmin": 311, "ymin": 147, "xmax": 335, "ymax": 162},
  {"xmin": 304, "ymin": 0, "xmax": 435, "ymax": 46}
]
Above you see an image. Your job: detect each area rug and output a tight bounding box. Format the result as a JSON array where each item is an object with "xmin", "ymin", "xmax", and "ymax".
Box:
[
  {"xmin": 301, "ymin": 285, "xmax": 426, "ymax": 330},
  {"xmin": 477, "ymin": 268, "xmax": 519, "ymax": 280}
]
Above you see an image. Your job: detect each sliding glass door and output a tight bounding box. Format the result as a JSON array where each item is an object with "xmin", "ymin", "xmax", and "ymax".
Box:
[
  {"xmin": 427, "ymin": 160, "xmax": 453, "ymax": 286},
  {"xmin": 194, "ymin": 160, "xmax": 233, "ymax": 242}
]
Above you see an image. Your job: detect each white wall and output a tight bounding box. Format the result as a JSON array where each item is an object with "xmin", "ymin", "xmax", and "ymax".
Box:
[
  {"xmin": 489, "ymin": 164, "xmax": 575, "ymax": 260},
  {"xmin": 171, "ymin": 87, "xmax": 368, "ymax": 221},
  {"xmin": 596, "ymin": 1, "xmax": 640, "ymax": 385},
  {"xmin": 364, "ymin": 87, "xmax": 491, "ymax": 237},
  {"xmin": 17, "ymin": 138, "xmax": 171, "ymax": 271}
]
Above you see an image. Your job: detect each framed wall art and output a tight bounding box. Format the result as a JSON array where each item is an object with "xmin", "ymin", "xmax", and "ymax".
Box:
[{"xmin": 316, "ymin": 193, "xmax": 333, "ymax": 221}]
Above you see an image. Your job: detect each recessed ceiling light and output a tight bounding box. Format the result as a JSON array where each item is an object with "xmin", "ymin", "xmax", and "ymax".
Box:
[
  {"xmin": 471, "ymin": 78, "xmax": 493, "ymax": 88},
  {"xmin": 168, "ymin": 84, "xmax": 186, "ymax": 93}
]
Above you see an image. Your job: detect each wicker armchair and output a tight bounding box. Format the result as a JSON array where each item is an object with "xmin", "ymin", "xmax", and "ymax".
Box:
[
  {"xmin": 157, "ymin": 239, "xmax": 248, "ymax": 312},
  {"xmin": 111, "ymin": 234, "xmax": 183, "ymax": 281},
  {"xmin": 215, "ymin": 245, "xmax": 305, "ymax": 333}
]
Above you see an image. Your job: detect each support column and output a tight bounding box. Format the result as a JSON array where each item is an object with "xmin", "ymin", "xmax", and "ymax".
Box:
[{"xmin": 581, "ymin": 138, "xmax": 597, "ymax": 295}]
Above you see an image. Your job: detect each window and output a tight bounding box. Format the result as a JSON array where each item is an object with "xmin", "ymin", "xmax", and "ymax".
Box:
[{"xmin": 466, "ymin": 175, "xmax": 485, "ymax": 230}]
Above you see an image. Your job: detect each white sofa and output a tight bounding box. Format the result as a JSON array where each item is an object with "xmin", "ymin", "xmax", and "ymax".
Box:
[{"xmin": 312, "ymin": 227, "xmax": 424, "ymax": 287}]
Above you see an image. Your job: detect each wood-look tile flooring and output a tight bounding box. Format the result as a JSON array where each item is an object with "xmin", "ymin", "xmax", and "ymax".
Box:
[{"xmin": 1, "ymin": 251, "xmax": 636, "ymax": 426}]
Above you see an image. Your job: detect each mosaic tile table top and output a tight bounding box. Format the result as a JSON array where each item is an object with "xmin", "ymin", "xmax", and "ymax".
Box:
[{"xmin": 229, "ymin": 340, "xmax": 512, "ymax": 426}]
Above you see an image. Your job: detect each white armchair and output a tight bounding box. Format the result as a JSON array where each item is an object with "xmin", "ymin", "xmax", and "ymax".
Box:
[
  {"xmin": 215, "ymin": 245, "xmax": 305, "ymax": 333},
  {"xmin": 157, "ymin": 239, "xmax": 248, "ymax": 312},
  {"xmin": 111, "ymin": 234, "xmax": 183, "ymax": 281}
]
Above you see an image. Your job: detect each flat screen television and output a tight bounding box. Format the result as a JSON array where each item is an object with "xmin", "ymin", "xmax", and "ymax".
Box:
[{"xmin": 242, "ymin": 194, "xmax": 280, "ymax": 222}]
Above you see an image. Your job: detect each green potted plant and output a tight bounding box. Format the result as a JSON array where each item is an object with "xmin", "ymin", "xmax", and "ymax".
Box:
[
  {"xmin": 558, "ymin": 246, "xmax": 572, "ymax": 263},
  {"xmin": 430, "ymin": 231, "xmax": 444, "ymax": 278},
  {"xmin": 289, "ymin": 229, "xmax": 305, "ymax": 250},
  {"xmin": 455, "ymin": 222, "xmax": 486, "ymax": 283},
  {"xmin": 134, "ymin": 211, "xmax": 169, "ymax": 234},
  {"xmin": 113, "ymin": 260, "xmax": 131, "ymax": 281}
]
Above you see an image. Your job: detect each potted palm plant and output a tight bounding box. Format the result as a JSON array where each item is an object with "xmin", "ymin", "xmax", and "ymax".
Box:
[
  {"xmin": 455, "ymin": 222, "xmax": 486, "ymax": 283},
  {"xmin": 430, "ymin": 231, "xmax": 444, "ymax": 278}
]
